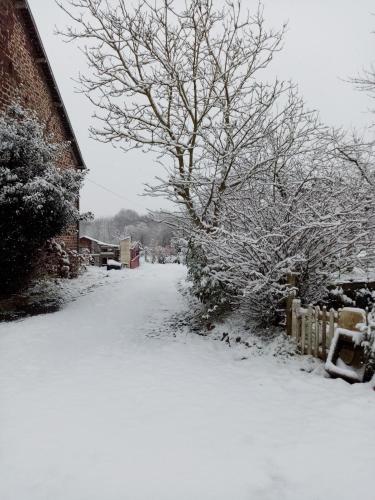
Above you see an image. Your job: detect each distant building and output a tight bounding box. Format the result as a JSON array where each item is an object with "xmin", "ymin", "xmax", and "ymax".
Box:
[
  {"xmin": 79, "ymin": 236, "xmax": 120, "ymax": 267},
  {"xmin": 120, "ymin": 238, "xmax": 140, "ymax": 269},
  {"xmin": 0, "ymin": 0, "xmax": 85, "ymax": 251}
]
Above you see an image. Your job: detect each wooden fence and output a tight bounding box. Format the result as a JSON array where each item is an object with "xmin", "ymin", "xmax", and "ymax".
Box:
[
  {"xmin": 288, "ymin": 299, "xmax": 338, "ymax": 360},
  {"xmin": 288, "ymin": 298, "xmax": 372, "ymax": 361}
]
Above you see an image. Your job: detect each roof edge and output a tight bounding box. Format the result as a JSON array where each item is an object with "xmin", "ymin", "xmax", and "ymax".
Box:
[{"xmin": 80, "ymin": 235, "xmax": 120, "ymax": 247}]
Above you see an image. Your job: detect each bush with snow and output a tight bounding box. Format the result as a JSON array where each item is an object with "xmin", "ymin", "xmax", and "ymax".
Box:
[
  {"xmin": 360, "ymin": 313, "xmax": 375, "ymax": 381},
  {"xmin": 38, "ymin": 238, "xmax": 89, "ymax": 279},
  {"xmin": 186, "ymin": 241, "xmax": 233, "ymax": 318},
  {"xmin": 0, "ymin": 104, "xmax": 84, "ymax": 295},
  {"xmin": 184, "ymin": 106, "xmax": 375, "ymax": 325}
]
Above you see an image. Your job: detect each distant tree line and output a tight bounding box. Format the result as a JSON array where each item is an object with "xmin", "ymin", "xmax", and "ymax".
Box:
[{"xmin": 80, "ymin": 209, "xmax": 175, "ymax": 248}]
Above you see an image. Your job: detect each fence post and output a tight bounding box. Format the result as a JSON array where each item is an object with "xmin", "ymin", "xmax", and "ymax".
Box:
[
  {"xmin": 337, "ymin": 308, "xmax": 342, "ymax": 327},
  {"xmin": 321, "ymin": 306, "xmax": 327, "ymax": 360},
  {"xmin": 307, "ymin": 304, "xmax": 313, "ymax": 355},
  {"xmin": 291, "ymin": 299, "xmax": 301, "ymax": 340},
  {"xmin": 286, "ymin": 273, "xmax": 297, "ymax": 336},
  {"xmin": 329, "ymin": 308, "xmax": 335, "ymax": 344},
  {"xmin": 314, "ymin": 307, "xmax": 320, "ymax": 357},
  {"xmin": 301, "ymin": 313, "xmax": 306, "ymax": 354}
]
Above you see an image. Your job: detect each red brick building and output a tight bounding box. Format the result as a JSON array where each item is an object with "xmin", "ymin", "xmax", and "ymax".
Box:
[{"xmin": 0, "ymin": 0, "xmax": 85, "ymax": 250}]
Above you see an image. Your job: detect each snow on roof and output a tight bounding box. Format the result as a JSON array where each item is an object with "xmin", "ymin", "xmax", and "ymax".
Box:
[{"xmin": 80, "ymin": 235, "xmax": 119, "ymax": 248}]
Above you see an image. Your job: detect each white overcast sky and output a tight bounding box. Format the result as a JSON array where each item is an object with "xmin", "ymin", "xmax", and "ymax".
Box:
[{"xmin": 29, "ymin": 0, "xmax": 375, "ymax": 217}]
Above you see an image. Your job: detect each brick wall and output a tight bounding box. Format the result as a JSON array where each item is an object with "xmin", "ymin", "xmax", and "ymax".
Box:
[
  {"xmin": 79, "ymin": 237, "xmax": 94, "ymax": 253},
  {"xmin": 0, "ymin": 0, "xmax": 81, "ymax": 250}
]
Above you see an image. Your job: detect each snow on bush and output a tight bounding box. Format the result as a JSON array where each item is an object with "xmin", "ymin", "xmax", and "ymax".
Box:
[
  {"xmin": 186, "ymin": 241, "xmax": 234, "ymax": 318},
  {"xmin": 360, "ymin": 312, "xmax": 375, "ymax": 381},
  {"xmin": 38, "ymin": 238, "xmax": 89, "ymax": 279},
  {"xmin": 184, "ymin": 103, "xmax": 375, "ymax": 325},
  {"xmin": 0, "ymin": 104, "xmax": 84, "ymax": 295}
]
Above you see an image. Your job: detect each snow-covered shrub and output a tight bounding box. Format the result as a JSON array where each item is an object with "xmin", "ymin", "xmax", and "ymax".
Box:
[
  {"xmin": 186, "ymin": 241, "xmax": 234, "ymax": 318},
  {"xmin": 0, "ymin": 104, "xmax": 84, "ymax": 295},
  {"xmin": 190, "ymin": 172, "xmax": 373, "ymax": 324},
  {"xmin": 325, "ymin": 287, "xmax": 354, "ymax": 310},
  {"xmin": 144, "ymin": 241, "xmax": 183, "ymax": 264},
  {"xmin": 181, "ymin": 103, "xmax": 375, "ymax": 325},
  {"xmin": 351, "ymin": 288, "xmax": 375, "ymax": 310},
  {"xmin": 37, "ymin": 238, "xmax": 88, "ymax": 279},
  {"xmin": 170, "ymin": 237, "xmax": 188, "ymax": 264},
  {"xmin": 361, "ymin": 318, "xmax": 375, "ymax": 381},
  {"xmin": 324, "ymin": 287, "xmax": 375, "ymax": 311}
]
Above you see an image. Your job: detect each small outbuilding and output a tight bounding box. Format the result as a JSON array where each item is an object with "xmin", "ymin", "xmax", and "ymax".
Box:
[{"xmin": 79, "ymin": 236, "xmax": 120, "ymax": 267}]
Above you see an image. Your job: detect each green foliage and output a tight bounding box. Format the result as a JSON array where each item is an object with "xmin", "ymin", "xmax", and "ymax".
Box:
[
  {"xmin": 0, "ymin": 105, "xmax": 84, "ymax": 295},
  {"xmin": 186, "ymin": 240, "xmax": 233, "ymax": 319},
  {"xmin": 362, "ymin": 324, "xmax": 375, "ymax": 381}
]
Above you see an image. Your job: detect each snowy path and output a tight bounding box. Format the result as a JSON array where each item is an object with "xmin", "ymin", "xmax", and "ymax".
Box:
[{"xmin": 0, "ymin": 264, "xmax": 374, "ymax": 500}]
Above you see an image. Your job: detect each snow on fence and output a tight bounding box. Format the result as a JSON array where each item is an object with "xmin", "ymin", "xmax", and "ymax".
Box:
[
  {"xmin": 285, "ymin": 272, "xmax": 375, "ymax": 361},
  {"xmin": 289, "ymin": 299, "xmax": 338, "ymax": 360},
  {"xmin": 289, "ymin": 299, "xmax": 339, "ymax": 360}
]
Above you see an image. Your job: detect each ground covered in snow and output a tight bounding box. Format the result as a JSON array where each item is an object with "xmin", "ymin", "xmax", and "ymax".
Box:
[
  {"xmin": 0, "ymin": 266, "xmax": 120, "ymax": 321},
  {"xmin": 0, "ymin": 264, "xmax": 374, "ymax": 500}
]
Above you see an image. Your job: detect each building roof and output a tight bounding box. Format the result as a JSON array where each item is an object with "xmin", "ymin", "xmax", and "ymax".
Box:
[
  {"xmin": 19, "ymin": 0, "xmax": 86, "ymax": 169},
  {"xmin": 80, "ymin": 235, "xmax": 119, "ymax": 248}
]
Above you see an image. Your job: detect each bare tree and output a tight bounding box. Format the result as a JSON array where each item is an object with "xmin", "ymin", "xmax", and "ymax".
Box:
[
  {"xmin": 340, "ymin": 27, "xmax": 375, "ymax": 187},
  {"xmin": 351, "ymin": 61, "xmax": 375, "ymax": 98},
  {"xmin": 58, "ymin": 0, "xmax": 291, "ymax": 230}
]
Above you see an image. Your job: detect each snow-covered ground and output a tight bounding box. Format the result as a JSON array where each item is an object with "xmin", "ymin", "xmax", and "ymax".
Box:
[{"xmin": 0, "ymin": 264, "xmax": 374, "ymax": 500}]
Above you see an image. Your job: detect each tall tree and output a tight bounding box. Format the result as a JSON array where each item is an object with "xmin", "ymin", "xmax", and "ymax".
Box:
[{"xmin": 58, "ymin": 0, "xmax": 292, "ymax": 229}]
